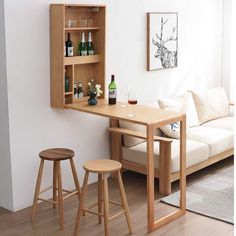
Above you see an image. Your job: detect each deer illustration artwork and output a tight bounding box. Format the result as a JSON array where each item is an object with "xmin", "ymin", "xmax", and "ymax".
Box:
[{"xmin": 152, "ymin": 17, "xmax": 178, "ymax": 69}]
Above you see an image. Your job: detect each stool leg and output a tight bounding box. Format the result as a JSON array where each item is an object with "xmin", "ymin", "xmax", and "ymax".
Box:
[
  {"xmin": 117, "ymin": 171, "xmax": 133, "ymax": 234},
  {"xmin": 57, "ymin": 161, "xmax": 64, "ymax": 230},
  {"xmin": 70, "ymin": 158, "xmax": 81, "ymax": 200},
  {"xmin": 32, "ymin": 159, "xmax": 44, "ymax": 220},
  {"xmin": 98, "ymin": 173, "xmax": 103, "ymax": 224},
  {"xmin": 74, "ymin": 171, "xmax": 89, "ymax": 236},
  {"xmin": 103, "ymin": 174, "xmax": 109, "ymax": 236},
  {"xmin": 53, "ymin": 161, "xmax": 58, "ymax": 209}
]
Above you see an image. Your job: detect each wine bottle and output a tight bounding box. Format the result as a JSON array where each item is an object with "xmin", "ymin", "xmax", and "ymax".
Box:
[
  {"xmin": 87, "ymin": 32, "xmax": 94, "ymax": 55},
  {"xmin": 78, "ymin": 32, "xmax": 87, "ymax": 56},
  {"xmin": 66, "ymin": 33, "xmax": 73, "ymax": 57},
  {"xmin": 77, "ymin": 81, "xmax": 84, "ymax": 98},
  {"xmin": 65, "ymin": 72, "xmax": 70, "ymax": 92},
  {"xmin": 74, "ymin": 82, "xmax": 77, "ymax": 99},
  {"xmin": 108, "ymin": 75, "xmax": 117, "ymax": 105}
]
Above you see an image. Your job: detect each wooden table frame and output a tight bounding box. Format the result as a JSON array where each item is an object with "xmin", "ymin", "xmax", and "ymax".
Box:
[{"xmin": 66, "ymin": 99, "xmax": 186, "ymax": 233}]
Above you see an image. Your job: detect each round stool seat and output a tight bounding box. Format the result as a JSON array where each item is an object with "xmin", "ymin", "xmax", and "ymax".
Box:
[
  {"xmin": 39, "ymin": 148, "xmax": 74, "ymax": 161},
  {"xmin": 83, "ymin": 159, "xmax": 121, "ymax": 173}
]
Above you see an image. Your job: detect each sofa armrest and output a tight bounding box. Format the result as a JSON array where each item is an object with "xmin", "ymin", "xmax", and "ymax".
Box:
[{"xmin": 107, "ymin": 127, "xmax": 173, "ymax": 144}]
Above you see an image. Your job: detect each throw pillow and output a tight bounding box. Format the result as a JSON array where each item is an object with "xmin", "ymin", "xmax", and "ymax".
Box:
[{"xmin": 190, "ymin": 87, "xmax": 230, "ymax": 124}]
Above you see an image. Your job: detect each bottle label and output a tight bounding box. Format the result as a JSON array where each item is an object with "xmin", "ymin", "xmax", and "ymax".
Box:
[
  {"xmin": 88, "ymin": 50, "xmax": 94, "ymax": 55},
  {"xmin": 81, "ymin": 50, "xmax": 87, "ymax": 56},
  {"xmin": 78, "ymin": 92, "xmax": 84, "ymax": 98},
  {"xmin": 68, "ymin": 47, "xmax": 73, "ymax": 56},
  {"xmin": 109, "ymin": 89, "xmax": 117, "ymax": 99}
]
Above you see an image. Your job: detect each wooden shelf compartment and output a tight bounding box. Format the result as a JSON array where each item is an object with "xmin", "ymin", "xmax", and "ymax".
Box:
[
  {"xmin": 50, "ymin": 4, "xmax": 105, "ymax": 108},
  {"xmin": 64, "ymin": 55, "xmax": 100, "ymax": 65},
  {"xmin": 65, "ymin": 93, "xmax": 73, "ymax": 105}
]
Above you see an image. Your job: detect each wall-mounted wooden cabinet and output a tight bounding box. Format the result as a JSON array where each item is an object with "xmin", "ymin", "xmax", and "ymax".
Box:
[{"xmin": 50, "ymin": 4, "xmax": 106, "ymax": 108}]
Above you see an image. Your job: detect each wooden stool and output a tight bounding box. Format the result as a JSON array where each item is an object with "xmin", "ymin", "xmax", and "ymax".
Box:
[
  {"xmin": 31, "ymin": 148, "xmax": 80, "ymax": 230},
  {"xmin": 74, "ymin": 159, "xmax": 133, "ymax": 236}
]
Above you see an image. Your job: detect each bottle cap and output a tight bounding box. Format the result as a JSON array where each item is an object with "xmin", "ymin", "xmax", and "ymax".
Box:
[
  {"xmin": 81, "ymin": 32, "xmax": 85, "ymax": 42},
  {"xmin": 111, "ymin": 74, "xmax": 115, "ymax": 81},
  {"xmin": 88, "ymin": 32, "xmax": 92, "ymax": 42}
]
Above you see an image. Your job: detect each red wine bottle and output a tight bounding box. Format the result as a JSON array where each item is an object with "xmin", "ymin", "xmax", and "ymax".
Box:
[{"xmin": 66, "ymin": 33, "xmax": 73, "ymax": 57}]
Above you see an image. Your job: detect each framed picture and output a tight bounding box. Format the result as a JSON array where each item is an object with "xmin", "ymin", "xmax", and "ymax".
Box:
[{"xmin": 147, "ymin": 12, "xmax": 178, "ymax": 71}]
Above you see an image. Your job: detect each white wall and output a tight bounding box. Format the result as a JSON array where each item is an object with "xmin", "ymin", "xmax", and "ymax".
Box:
[
  {"xmin": 222, "ymin": 0, "xmax": 232, "ymax": 98},
  {"xmin": 230, "ymin": 0, "xmax": 235, "ymax": 101},
  {"xmin": 0, "ymin": 0, "xmax": 14, "ymax": 211},
  {"xmin": 3, "ymin": 0, "xmax": 223, "ymax": 211}
]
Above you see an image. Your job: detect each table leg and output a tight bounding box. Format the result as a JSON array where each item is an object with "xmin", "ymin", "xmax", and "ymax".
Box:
[
  {"xmin": 146, "ymin": 124, "xmax": 154, "ymax": 232},
  {"xmin": 147, "ymin": 115, "xmax": 186, "ymax": 232}
]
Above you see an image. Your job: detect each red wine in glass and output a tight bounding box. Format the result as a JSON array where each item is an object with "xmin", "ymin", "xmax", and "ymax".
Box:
[{"xmin": 128, "ymin": 99, "xmax": 137, "ymax": 105}]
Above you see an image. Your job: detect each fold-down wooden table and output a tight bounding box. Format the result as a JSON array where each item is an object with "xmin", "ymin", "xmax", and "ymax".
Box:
[{"xmin": 66, "ymin": 99, "xmax": 186, "ymax": 233}]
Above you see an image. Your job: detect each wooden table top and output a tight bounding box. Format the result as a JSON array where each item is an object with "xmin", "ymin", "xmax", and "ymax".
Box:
[{"xmin": 66, "ymin": 99, "xmax": 183, "ymax": 126}]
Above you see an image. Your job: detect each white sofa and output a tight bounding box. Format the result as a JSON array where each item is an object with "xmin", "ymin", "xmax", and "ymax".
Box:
[{"xmin": 115, "ymin": 87, "xmax": 234, "ymax": 195}]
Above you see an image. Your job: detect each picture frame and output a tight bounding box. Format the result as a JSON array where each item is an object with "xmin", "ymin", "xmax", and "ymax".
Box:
[{"xmin": 147, "ymin": 12, "xmax": 178, "ymax": 71}]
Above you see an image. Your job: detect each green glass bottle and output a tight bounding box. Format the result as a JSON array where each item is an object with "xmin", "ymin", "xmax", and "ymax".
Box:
[
  {"xmin": 87, "ymin": 32, "xmax": 94, "ymax": 55},
  {"xmin": 108, "ymin": 75, "xmax": 117, "ymax": 105},
  {"xmin": 78, "ymin": 32, "xmax": 87, "ymax": 56}
]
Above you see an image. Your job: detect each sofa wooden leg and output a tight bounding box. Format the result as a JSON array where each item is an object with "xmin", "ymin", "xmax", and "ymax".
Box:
[{"xmin": 159, "ymin": 142, "xmax": 172, "ymax": 195}]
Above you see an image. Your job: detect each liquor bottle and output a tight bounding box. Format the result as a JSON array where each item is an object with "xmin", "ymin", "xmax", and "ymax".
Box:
[
  {"xmin": 78, "ymin": 32, "xmax": 87, "ymax": 56},
  {"xmin": 77, "ymin": 81, "xmax": 84, "ymax": 98},
  {"xmin": 66, "ymin": 33, "xmax": 73, "ymax": 57},
  {"xmin": 108, "ymin": 75, "xmax": 117, "ymax": 105},
  {"xmin": 64, "ymin": 43, "xmax": 66, "ymax": 57},
  {"xmin": 73, "ymin": 82, "xmax": 77, "ymax": 99},
  {"xmin": 65, "ymin": 71, "xmax": 70, "ymax": 92},
  {"xmin": 87, "ymin": 32, "xmax": 94, "ymax": 55}
]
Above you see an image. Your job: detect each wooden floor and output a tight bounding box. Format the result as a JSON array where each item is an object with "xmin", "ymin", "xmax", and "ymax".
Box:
[{"xmin": 0, "ymin": 157, "xmax": 234, "ymax": 236}]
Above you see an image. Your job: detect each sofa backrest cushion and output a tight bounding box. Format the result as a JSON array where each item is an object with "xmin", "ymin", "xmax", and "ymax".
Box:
[
  {"xmin": 190, "ymin": 87, "xmax": 230, "ymax": 124},
  {"xmin": 157, "ymin": 92, "xmax": 199, "ymax": 139},
  {"xmin": 158, "ymin": 92, "xmax": 199, "ymax": 128}
]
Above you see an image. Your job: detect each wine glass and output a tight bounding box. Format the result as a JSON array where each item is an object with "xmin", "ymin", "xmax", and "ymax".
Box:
[
  {"xmin": 120, "ymin": 85, "xmax": 129, "ymax": 108},
  {"xmin": 127, "ymin": 91, "xmax": 137, "ymax": 117}
]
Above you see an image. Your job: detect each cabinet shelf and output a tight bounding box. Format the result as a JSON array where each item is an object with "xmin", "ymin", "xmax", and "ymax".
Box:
[
  {"xmin": 65, "ymin": 27, "xmax": 100, "ymax": 31},
  {"xmin": 64, "ymin": 92, "xmax": 73, "ymax": 95},
  {"xmin": 64, "ymin": 55, "xmax": 100, "ymax": 65}
]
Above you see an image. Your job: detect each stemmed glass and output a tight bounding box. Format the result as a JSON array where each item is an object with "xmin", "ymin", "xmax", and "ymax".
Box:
[{"xmin": 127, "ymin": 91, "xmax": 137, "ymax": 117}]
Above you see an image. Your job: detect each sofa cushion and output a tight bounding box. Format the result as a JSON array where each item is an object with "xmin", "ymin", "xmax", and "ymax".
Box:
[
  {"xmin": 158, "ymin": 92, "xmax": 199, "ymax": 128},
  {"xmin": 122, "ymin": 139, "xmax": 209, "ymax": 173},
  {"xmin": 190, "ymin": 87, "xmax": 230, "ymax": 124},
  {"xmin": 187, "ymin": 126, "xmax": 234, "ymax": 156},
  {"xmin": 202, "ymin": 117, "xmax": 234, "ymax": 131}
]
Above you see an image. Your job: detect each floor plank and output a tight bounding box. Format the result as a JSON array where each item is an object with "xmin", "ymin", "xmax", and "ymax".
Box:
[{"xmin": 0, "ymin": 157, "xmax": 233, "ymax": 236}]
